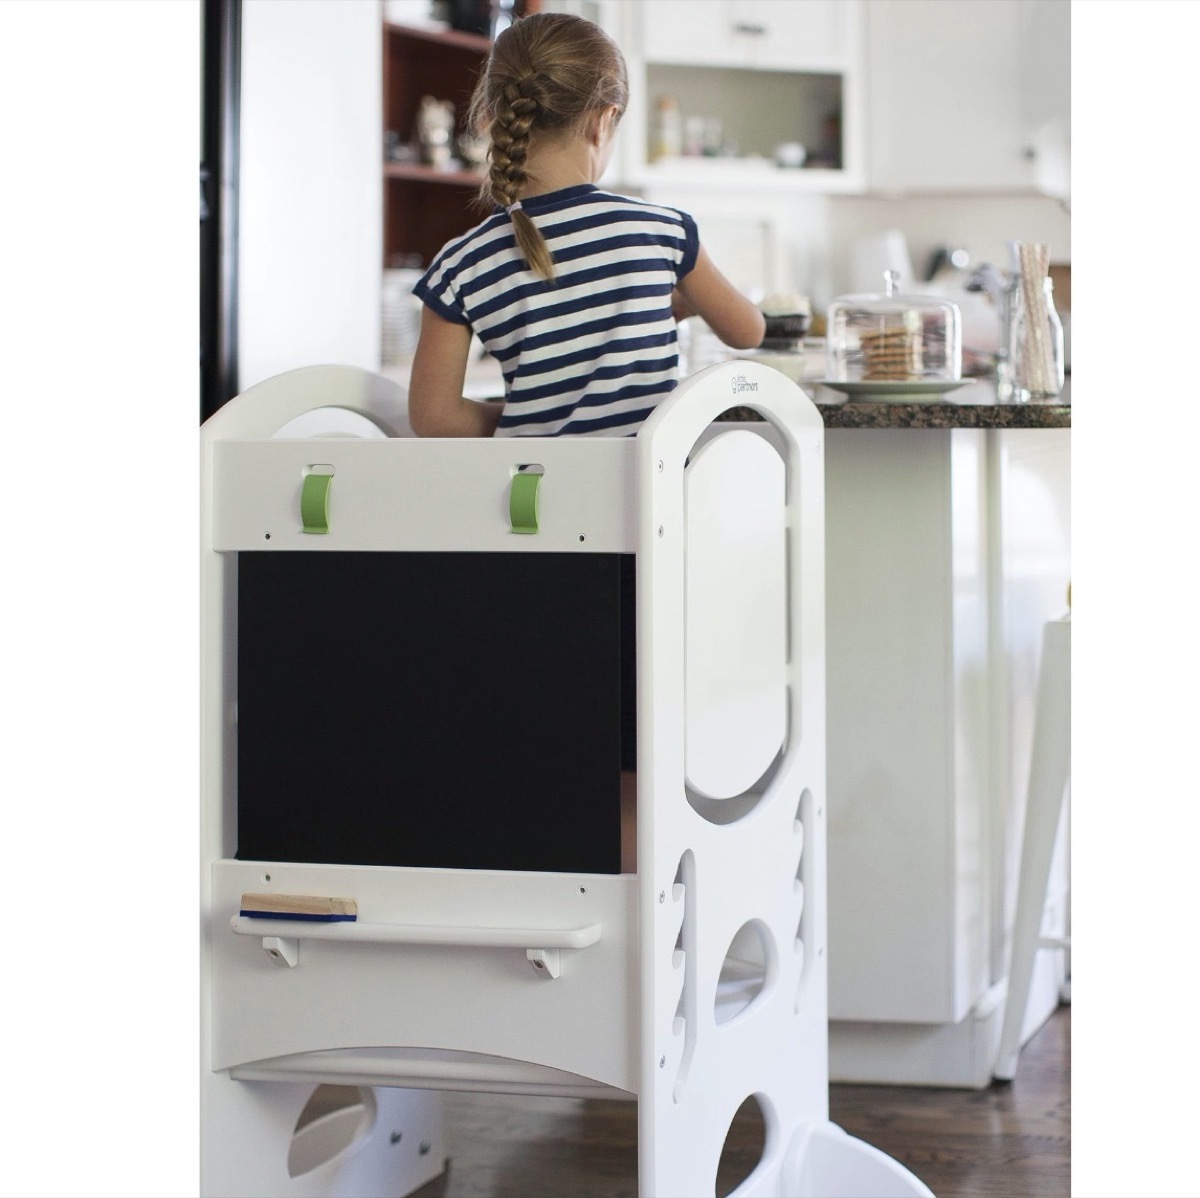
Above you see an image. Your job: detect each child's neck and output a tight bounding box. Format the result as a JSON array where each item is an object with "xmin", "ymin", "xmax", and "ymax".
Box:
[{"xmin": 519, "ymin": 133, "xmax": 605, "ymax": 200}]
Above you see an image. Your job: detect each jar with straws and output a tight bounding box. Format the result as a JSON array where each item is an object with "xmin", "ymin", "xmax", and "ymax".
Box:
[{"xmin": 1008, "ymin": 242, "xmax": 1065, "ymax": 401}]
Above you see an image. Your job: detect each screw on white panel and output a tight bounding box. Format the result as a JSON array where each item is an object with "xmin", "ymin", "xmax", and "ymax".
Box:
[
  {"xmin": 659, "ymin": 890, "xmax": 666, "ymax": 903},
  {"xmin": 658, "ymin": 525, "xmax": 664, "ymax": 538},
  {"xmin": 659, "ymin": 1055, "xmax": 666, "ymax": 1068},
  {"xmin": 657, "ymin": 460, "xmax": 664, "ymax": 472}
]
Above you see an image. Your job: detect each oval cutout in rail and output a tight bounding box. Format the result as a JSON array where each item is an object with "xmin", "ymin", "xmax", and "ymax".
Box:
[{"xmin": 683, "ymin": 430, "xmax": 787, "ymax": 805}]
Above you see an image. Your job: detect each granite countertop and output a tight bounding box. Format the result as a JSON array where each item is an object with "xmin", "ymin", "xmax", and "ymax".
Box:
[
  {"xmin": 720, "ymin": 383, "xmax": 1071, "ymax": 428},
  {"xmin": 806, "ymin": 378, "xmax": 1071, "ymax": 429},
  {"xmin": 728, "ymin": 352, "xmax": 1071, "ymax": 429}
]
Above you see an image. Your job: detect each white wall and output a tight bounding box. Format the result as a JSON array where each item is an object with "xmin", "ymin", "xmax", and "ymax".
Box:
[
  {"xmin": 826, "ymin": 193, "xmax": 1071, "ymax": 296},
  {"xmin": 238, "ymin": 0, "xmax": 381, "ymax": 390}
]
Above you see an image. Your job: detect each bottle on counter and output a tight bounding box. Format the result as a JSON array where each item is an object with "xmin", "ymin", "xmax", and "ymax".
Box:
[
  {"xmin": 651, "ymin": 95, "xmax": 682, "ymax": 162},
  {"xmin": 1008, "ymin": 277, "xmax": 1065, "ymax": 401}
]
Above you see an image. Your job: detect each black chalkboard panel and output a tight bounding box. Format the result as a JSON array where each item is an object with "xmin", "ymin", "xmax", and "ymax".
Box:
[{"xmin": 236, "ymin": 551, "xmax": 624, "ymax": 874}]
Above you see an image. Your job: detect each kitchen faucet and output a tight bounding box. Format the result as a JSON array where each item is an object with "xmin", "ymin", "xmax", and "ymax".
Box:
[{"xmin": 965, "ymin": 263, "xmax": 1016, "ymax": 395}]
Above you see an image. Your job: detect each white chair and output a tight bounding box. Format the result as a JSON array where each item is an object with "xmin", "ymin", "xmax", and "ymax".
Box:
[
  {"xmin": 200, "ymin": 361, "xmax": 935, "ymax": 1197},
  {"xmin": 993, "ymin": 614, "xmax": 1071, "ymax": 1082}
]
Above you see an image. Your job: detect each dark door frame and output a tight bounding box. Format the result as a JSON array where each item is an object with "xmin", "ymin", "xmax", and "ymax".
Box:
[{"xmin": 200, "ymin": 0, "xmax": 241, "ymax": 422}]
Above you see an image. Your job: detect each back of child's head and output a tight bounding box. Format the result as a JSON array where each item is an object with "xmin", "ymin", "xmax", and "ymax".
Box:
[{"xmin": 469, "ymin": 12, "xmax": 628, "ymax": 281}]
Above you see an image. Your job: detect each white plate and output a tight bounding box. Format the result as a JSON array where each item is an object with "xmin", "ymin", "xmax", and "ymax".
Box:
[{"xmin": 816, "ymin": 378, "xmax": 969, "ymax": 402}]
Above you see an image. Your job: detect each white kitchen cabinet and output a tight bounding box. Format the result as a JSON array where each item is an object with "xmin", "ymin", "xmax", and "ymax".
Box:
[
  {"xmin": 631, "ymin": 0, "xmax": 866, "ymax": 192},
  {"xmin": 548, "ymin": 0, "xmax": 866, "ymax": 194},
  {"xmin": 641, "ymin": 0, "xmax": 855, "ymax": 72},
  {"xmin": 823, "ymin": 424, "xmax": 1070, "ymax": 1086},
  {"xmin": 865, "ymin": 0, "xmax": 1070, "ymax": 195}
]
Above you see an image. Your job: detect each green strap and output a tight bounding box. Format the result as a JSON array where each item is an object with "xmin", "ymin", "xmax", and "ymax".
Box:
[
  {"xmin": 509, "ymin": 471, "xmax": 540, "ymax": 534},
  {"xmin": 301, "ymin": 472, "xmax": 332, "ymax": 534}
]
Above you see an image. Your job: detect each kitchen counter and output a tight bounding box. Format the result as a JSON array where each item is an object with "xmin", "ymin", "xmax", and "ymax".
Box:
[
  {"xmin": 722, "ymin": 364, "xmax": 1071, "ymax": 429},
  {"xmin": 808, "ymin": 378, "xmax": 1070, "ymax": 429}
]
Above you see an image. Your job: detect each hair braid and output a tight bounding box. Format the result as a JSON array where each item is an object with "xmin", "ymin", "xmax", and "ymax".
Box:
[
  {"xmin": 488, "ymin": 78, "xmax": 538, "ymax": 208},
  {"xmin": 488, "ymin": 76, "xmax": 556, "ymax": 280}
]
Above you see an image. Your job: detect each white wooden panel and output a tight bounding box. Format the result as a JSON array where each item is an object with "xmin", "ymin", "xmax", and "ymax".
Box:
[
  {"xmin": 211, "ymin": 861, "xmax": 639, "ymax": 1094},
  {"xmin": 211, "ymin": 437, "xmax": 638, "ymax": 554},
  {"xmin": 636, "ymin": 364, "xmax": 832, "ymax": 1195},
  {"xmin": 684, "ymin": 430, "xmax": 787, "ymax": 800}
]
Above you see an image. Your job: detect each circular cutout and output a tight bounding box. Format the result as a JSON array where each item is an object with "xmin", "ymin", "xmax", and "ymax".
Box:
[
  {"xmin": 715, "ymin": 1094, "xmax": 771, "ymax": 1197},
  {"xmin": 715, "ymin": 919, "xmax": 776, "ymax": 1025},
  {"xmin": 288, "ymin": 1085, "xmax": 376, "ymax": 1178}
]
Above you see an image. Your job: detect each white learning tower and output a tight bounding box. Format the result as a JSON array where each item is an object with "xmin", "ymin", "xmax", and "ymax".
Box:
[{"xmin": 200, "ymin": 359, "xmax": 935, "ymax": 1197}]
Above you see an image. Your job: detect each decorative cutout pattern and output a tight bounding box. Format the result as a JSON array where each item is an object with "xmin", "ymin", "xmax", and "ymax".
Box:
[
  {"xmin": 794, "ymin": 787, "xmax": 815, "ymax": 1009},
  {"xmin": 671, "ymin": 851, "xmax": 698, "ymax": 1103}
]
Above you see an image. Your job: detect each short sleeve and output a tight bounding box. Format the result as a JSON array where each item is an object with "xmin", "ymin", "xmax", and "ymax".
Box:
[
  {"xmin": 413, "ymin": 255, "xmax": 471, "ymax": 327},
  {"xmin": 676, "ymin": 210, "xmax": 699, "ymax": 281}
]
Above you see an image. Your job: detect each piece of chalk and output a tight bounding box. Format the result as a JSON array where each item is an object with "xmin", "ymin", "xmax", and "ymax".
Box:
[{"xmin": 239, "ymin": 893, "xmax": 358, "ymax": 922}]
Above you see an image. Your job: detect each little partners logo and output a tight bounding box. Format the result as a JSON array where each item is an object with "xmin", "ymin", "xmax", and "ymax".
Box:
[{"xmin": 731, "ymin": 373, "xmax": 759, "ymax": 395}]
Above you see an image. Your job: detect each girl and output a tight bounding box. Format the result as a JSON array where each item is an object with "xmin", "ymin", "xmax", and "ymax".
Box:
[
  {"xmin": 408, "ymin": 10, "xmax": 764, "ymax": 438},
  {"xmin": 410, "ymin": 12, "xmax": 763, "ymax": 872}
]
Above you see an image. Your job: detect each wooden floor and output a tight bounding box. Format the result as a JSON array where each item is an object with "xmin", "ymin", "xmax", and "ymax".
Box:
[{"xmin": 410, "ymin": 1005, "xmax": 1069, "ymax": 1198}]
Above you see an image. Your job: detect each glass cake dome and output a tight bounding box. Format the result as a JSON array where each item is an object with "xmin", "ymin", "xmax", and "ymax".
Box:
[{"xmin": 826, "ymin": 271, "xmax": 962, "ymax": 385}]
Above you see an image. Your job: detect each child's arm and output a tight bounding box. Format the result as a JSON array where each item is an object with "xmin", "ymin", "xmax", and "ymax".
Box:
[
  {"xmin": 673, "ymin": 246, "xmax": 766, "ymax": 349},
  {"xmin": 408, "ymin": 307, "xmax": 504, "ymax": 437}
]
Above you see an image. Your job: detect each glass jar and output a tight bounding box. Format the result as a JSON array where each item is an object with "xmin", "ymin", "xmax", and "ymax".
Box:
[
  {"xmin": 826, "ymin": 271, "xmax": 962, "ymax": 384},
  {"xmin": 1007, "ymin": 277, "xmax": 1065, "ymax": 401}
]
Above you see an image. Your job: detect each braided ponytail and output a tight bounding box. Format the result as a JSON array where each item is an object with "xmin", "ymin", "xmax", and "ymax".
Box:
[
  {"xmin": 488, "ymin": 77, "xmax": 555, "ymax": 280},
  {"xmin": 468, "ymin": 13, "xmax": 628, "ymax": 283}
]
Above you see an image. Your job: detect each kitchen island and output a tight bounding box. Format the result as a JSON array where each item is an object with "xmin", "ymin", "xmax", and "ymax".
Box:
[{"xmin": 803, "ymin": 379, "xmax": 1070, "ymax": 1086}]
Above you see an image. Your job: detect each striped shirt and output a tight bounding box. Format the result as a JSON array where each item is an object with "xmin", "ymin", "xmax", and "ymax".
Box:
[{"xmin": 414, "ymin": 184, "xmax": 698, "ymax": 437}]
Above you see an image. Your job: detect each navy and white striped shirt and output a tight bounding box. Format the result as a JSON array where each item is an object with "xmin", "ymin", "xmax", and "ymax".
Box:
[{"xmin": 414, "ymin": 184, "xmax": 698, "ymax": 437}]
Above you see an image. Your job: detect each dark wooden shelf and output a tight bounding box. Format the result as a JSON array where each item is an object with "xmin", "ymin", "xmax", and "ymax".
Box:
[
  {"xmin": 382, "ymin": 13, "xmax": 515, "ymax": 267},
  {"xmin": 384, "ymin": 21, "xmax": 491, "ymax": 56},
  {"xmin": 385, "ymin": 162, "xmax": 484, "ymax": 187}
]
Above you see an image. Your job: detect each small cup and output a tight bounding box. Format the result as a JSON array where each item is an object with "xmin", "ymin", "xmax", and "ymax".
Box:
[{"xmin": 775, "ymin": 142, "xmax": 807, "ymax": 169}]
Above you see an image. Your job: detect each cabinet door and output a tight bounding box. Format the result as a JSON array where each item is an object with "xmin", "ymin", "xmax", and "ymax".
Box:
[
  {"xmin": 641, "ymin": 0, "xmax": 855, "ymax": 70},
  {"xmin": 867, "ymin": 0, "xmax": 1043, "ymax": 191},
  {"xmin": 731, "ymin": 0, "xmax": 854, "ymax": 71},
  {"xmin": 641, "ymin": 0, "xmax": 733, "ymax": 66}
]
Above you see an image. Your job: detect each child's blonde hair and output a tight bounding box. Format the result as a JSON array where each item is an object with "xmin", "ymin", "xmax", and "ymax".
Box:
[{"xmin": 468, "ymin": 12, "xmax": 628, "ymax": 282}]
